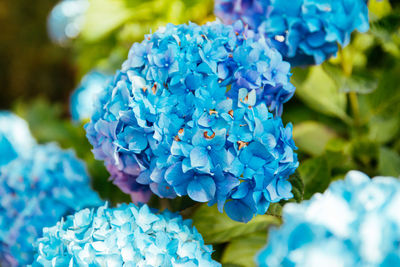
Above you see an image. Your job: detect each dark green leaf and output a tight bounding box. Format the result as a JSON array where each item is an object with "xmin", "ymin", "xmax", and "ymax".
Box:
[
  {"xmin": 370, "ymin": 7, "xmax": 400, "ymax": 56},
  {"xmin": 324, "ymin": 138, "xmax": 355, "ymax": 172},
  {"xmin": 298, "ymin": 156, "xmax": 331, "ymax": 199},
  {"xmin": 378, "ymin": 147, "xmax": 400, "ymax": 177},
  {"xmin": 367, "ymin": 65, "xmax": 400, "ymax": 116},
  {"xmin": 192, "ymin": 205, "xmax": 281, "ymax": 244},
  {"xmin": 288, "ymin": 170, "xmax": 304, "ymax": 203},
  {"xmin": 221, "ymin": 232, "xmax": 268, "ymax": 267},
  {"xmin": 266, "ymin": 203, "xmax": 283, "ymax": 217},
  {"xmin": 350, "ymin": 138, "xmax": 380, "ymax": 175}
]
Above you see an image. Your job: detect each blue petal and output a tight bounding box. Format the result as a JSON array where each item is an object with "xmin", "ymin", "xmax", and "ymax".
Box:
[
  {"xmin": 187, "ymin": 175, "xmax": 216, "ymax": 202},
  {"xmin": 190, "ymin": 147, "xmax": 211, "ymax": 172},
  {"xmin": 224, "ymin": 199, "xmax": 254, "ymax": 223}
]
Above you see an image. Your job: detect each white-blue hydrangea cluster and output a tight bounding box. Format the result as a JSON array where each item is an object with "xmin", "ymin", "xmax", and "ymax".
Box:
[
  {"xmin": 215, "ymin": 0, "xmax": 369, "ymax": 65},
  {"xmin": 0, "ymin": 143, "xmax": 102, "ymax": 266},
  {"xmin": 32, "ymin": 203, "xmax": 220, "ymax": 266},
  {"xmin": 257, "ymin": 171, "xmax": 400, "ymax": 267},
  {"xmin": 86, "ymin": 21, "xmax": 298, "ymax": 222},
  {"xmin": 0, "ymin": 111, "xmax": 36, "ymax": 167},
  {"xmin": 70, "ymin": 71, "xmax": 111, "ymax": 122},
  {"xmin": 47, "ymin": 0, "xmax": 89, "ymax": 45}
]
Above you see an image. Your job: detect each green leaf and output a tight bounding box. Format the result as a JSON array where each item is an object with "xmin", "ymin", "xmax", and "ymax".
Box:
[
  {"xmin": 350, "ymin": 138, "xmax": 380, "ymax": 175},
  {"xmin": 324, "ymin": 138, "xmax": 355, "ymax": 172},
  {"xmin": 367, "ymin": 64, "xmax": 400, "ymax": 117},
  {"xmin": 294, "ymin": 66, "xmax": 350, "ymax": 123},
  {"xmin": 290, "ymin": 67, "xmax": 310, "ymax": 87},
  {"xmin": 293, "ymin": 121, "xmax": 338, "ymax": 156},
  {"xmin": 82, "ymin": 0, "xmax": 136, "ymax": 41},
  {"xmin": 350, "ymin": 138, "xmax": 380, "ymax": 161},
  {"xmin": 370, "ymin": 10, "xmax": 400, "ymax": 57},
  {"xmin": 368, "ymin": 115, "xmax": 400, "ymax": 144},
  {"xmin": 323, "ymin": 63, "xmax": 378, "ymax": 94},
  {"xmin": 221, "ymin": 232, "xmax": 268, "ymax": 267},
  {"xmin": 288, "ymin": 170, "xmax": 304, "ymax": 203},
  {"xmin": 298, "ymin": 156, "xmax": 331, "ymax": 199},
  {"xmin": 169, "ymin": 196, "xmax": 197, "ymax": 213},
  {"xmin": 378, "ymin": 147, "xmax": 400, "ymax": 177},
  {"xmin": 265, "ymin": 203, "xmax": 283, "ymax": 217},
  {"xmin": 368, "ymin": 0, "xmax": 392, "ymax": 20},
  {"xmin": 192, "ymin": 205, "xmax": 281, "ymax": 244}
]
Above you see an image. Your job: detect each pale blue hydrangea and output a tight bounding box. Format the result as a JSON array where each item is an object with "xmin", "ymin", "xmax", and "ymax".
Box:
[
  {"xmin": 215, "ymin": 0, "xmax": 369, "ymax": 65},
  {"xmin": 70, "ymin": 71, "xmax": 111, "ymax": 122},
  {"xmin": 0, "ymin": 143, "xmax": 102, "ymax": 267},
  {"xmin": 47, "ymin": 0, "xmax": 89, "ymax": 45},
  {"xmin": 0, "ymin": 111, "xmax": 36, "ymax": 167},
  {"xmin": 86, "ymin": 21, "xmax": 298, "ymax": 222},
  {"xmin": 32, "ymin": 203, "xmax": 220, "ymax": 267},
  {"xmin": 257, "ymin": 171, "xmax": 400, "ymax": 267}
]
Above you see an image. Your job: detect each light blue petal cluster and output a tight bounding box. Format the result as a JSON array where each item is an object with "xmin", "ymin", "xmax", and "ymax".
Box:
[
  {"xmin": 0, "ymin": 111, "xmax": 36, "ymax": 167},
  {"xmin": 0, "ymin": 143, "xmax": 102, "ymax": 267},
  {"xmin": 32, "ymin": 203, "xmax": 220, "ymax": 266},
  {"xmin": 86, "ymin": 21, "xmax": 298, "ymax": 222},
  {"xmin": 47, "ymin": 0, "xmax": 89, "ymax": 45},
  {"xmin": 70, "ymin": 71, "xmax": 111, "ymax": 122},
  {"xmin": 215, "ymin": 0, "xmax": 369, "ymax": 65},
  {"xmin": 257, "ymin": 171, "xmax": 400, "ymax": 267}
]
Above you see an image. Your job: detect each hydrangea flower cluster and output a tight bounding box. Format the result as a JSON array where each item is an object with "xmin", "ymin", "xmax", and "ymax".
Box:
[
  {"xmin": 86, "ymin": 21, "xmax": 298, "ymax": 222},
  {"xmin": 47, "ymin": 0, "xmax": 89, "ymax": 45},
  {"xmin": 32, "ymin": 203, "xmax": 220, "ymax": 266},
  {"xmin": 257, "ymin": 171, "xmax": 400, "ymax": 267},
  {"xmin": 0, "ymin": 111, "xmax": 36, "ymax": 167},
  {"xmin": 215, "ymin": 0, "xmax": 369, "ymax": 65},
  {"xmin": 214, "ymin": 0, "xmax": 270, "ymax": 29},
  {"xmin": 70, "ymin": 71, "xmax": 111, "ymax": 122},
  {"xmin": 0, "ymin": 143, "xmax": 102, "ymax": 267}
]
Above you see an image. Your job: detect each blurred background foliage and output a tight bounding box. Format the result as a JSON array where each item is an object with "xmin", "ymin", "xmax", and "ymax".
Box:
[{"xmin": 1, "ymin": 0, "xmax": 399, "ymax": 266}]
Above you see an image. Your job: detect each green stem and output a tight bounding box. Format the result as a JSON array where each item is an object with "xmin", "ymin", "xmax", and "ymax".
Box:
[
  {"xmin": 349, "ymin": 92, "xmax": 360, "ymax": 127},
  {"xmin": 339, "ymin": 47, "xmax": 360, "ymax": 128}
]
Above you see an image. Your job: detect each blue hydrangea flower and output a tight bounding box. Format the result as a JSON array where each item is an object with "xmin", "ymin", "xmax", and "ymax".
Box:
[
  {"xmin": 257, "ymin": 171, "xmax": 400, "ymax": 267},
  {"xmin": 0, "ymin": 111, "xmax": 36, "ymax": 167},
  {"xmin": 215, "ymin": 0, "xmax": 369, "ymax": 65},
  {"xmin": 86, "ymin": 21, "xmax": 298, "ymax": 222},
  {"xmin": 70, "ymin": 71, "xmax": 111, "ymax": 122},
  {"xmin": 31, "ymin": 203, "xmax": 221, "ymax": 266},
  {"xmin": 0, "ymin": 143, "xmax": 102, "ymax": 267},
  {"xmin": 47, "ymin": 0, "xmax": 89, "ymax": 45},
  {"xmin": 215, "ymin": 0, "xmax": 270, "ymax": 28}
]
